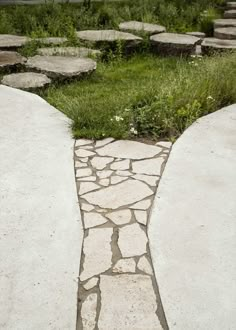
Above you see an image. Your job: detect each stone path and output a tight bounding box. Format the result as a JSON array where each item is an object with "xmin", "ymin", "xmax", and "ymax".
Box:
[
  {"xmin": 149, "ymin": 104, "xmax": 236, "ymax": 330},
  {"xmin": 74, "ymin": 139, "xmax": 172, "ymax": 329}
]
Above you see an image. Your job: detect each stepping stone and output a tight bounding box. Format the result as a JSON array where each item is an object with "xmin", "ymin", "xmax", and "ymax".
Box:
[
  {"xmin": 0, "ymin": 51, "xmax": 26, "ymax": 72},
  {"xmin": 201, "ymin": 38, "xmax": 236, "ymax": 55},
  {"xmin": 35, "ymin": 37, "xmax": 67, "ymax": 45},
  {"xmin": 150, "ymin": 32, "xmax": 200, "ymax": 56},
  {"xmin": 214, "ymin": 27, "xmax": 236, "ymax": 39},
  {"xmin": 186, "ymin": 31, "xmax": 206, "ymax": 40},
  {"xmin": 37, "ymin": 46, "xmax": 101, "ymax": 58},
  {"xmin": 0, "ymin": 34, "xmax": 29, "ymax": 50},
  {"xmin": 76, "ymin": 30, "xmax": 142, "ymax": 51},
  {"xmin": 98, "ymin": 274, "xmax": 162, "ymax": 329},
  {"xmin": 1, "ymin": 72, "xmax": 51, "ymax": 91},
  {"xmin": 113, "ymin": 258, "xmax": 136, "ymax": 273},
  {"xmin": 224, "ymin": 10, "xmax": 236, "ymax": 18},
  {"xmin": 119, "ymin": 21, "xmax": 166, "ymax": 35},
  {"xmin": 132, "ymin": 157, "xmax": 165, "ymax": 176},
  {"xmin": 81, "ymin": 293, "xmax": 97, "ymax": 330},
  {"xmin": 214, "ymin": 18, "xmax": 236, "ymax": 28},
  {"xmin": 26, "ymin": 55, "xmax": 96, "ymax": 80},
  {"xmin": 227, "ymin": 2, "xmax": 236, "ymax": 9}
]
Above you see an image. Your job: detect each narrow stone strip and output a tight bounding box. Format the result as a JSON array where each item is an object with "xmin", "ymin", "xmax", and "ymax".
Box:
[{"xmin": 74, "ymin": 139, "xmax": 172, "ymax": 330}]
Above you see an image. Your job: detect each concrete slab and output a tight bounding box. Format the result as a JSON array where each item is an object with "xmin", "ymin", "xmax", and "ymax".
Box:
[
  {"xmin": 0, "ymin": 85, "xmax": 83, "ymax": 329},
  {"xmin": 149, "ymin": 104, "xmax": 236, "ymax": 329}
]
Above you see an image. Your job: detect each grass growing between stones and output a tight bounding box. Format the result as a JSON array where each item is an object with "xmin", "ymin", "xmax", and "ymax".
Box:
[{"xmin": 44, "ymin": 52, "xmax": 236, "ymax": 140}]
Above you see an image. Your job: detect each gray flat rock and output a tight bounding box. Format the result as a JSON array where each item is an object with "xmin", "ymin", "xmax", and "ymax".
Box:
[
  {"xmin": 76, "ymin": 30, "xmax": 142, "ymax": 49},
  {"xmin": 26, "ymin": 55, "xmax": 96, "ymax": 79},
  {"xmin": 214, "ymin": 18, "xmax": 236, "ymax": 28},
  {"xmin": 0, "ymin": 85, "xmax": 82, "ymax": 329},
  {"xmin": 37, "ymin": 46, "xmax": 101, "ymax": 58},
  {"xmin": 186, "ymin": 31, "xmax": 206, "ymax": 39},
  {"xmin": 224, "ymin": 9, "xmax": 236, "ymax": 18},
  {"xmin": 119, "ymin": 21, "xmax": 166, "ymax": 35},
  {"xmin": 149, "ymin": 104, "xmax": 236, "ymax": 329},
  {"xmin": 1, "ymin": 72, "xmax": 51, "ymax": 90},
  {"xmin": 150, "ymin": 32, "xmax": 200, "ymax": 56},
  {"xmin": 214, "ymin": 27, "xmax": 236, "ymax": 39},
  {"xmin": 227, "ymin": 2, "xmax": 236, "ymax": 9},
  {"xmin": 35, "ymin": 37, "xmax": 67, "ymax": 45},
  {"xmin": 0, "ymin": 51, "xmax": 26, "ymax": 71},
  {"xmin": 202, "ymin": 37, "xmax": 236, "ymax": 54},
  {"xmin": 0, "ymin": 34, "xmax": 29, "ymax": 49}
]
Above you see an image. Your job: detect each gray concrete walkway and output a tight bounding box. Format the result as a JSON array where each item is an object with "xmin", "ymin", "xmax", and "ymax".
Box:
[
  {"xmin": 149, "ymin": 104, "xmax": 236, "ymax": 329},
  {"xmin": 0, "ymin": 85, "xmax": 83, "ymax": 329}
]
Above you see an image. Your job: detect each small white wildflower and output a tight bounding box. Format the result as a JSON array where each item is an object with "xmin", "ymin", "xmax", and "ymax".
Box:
[
  {"xmin": 207, "ymin": 96, "xmax": 214, "ymax": 100},
  {"xmin": 130, "ymin": 127, "xmax": 138, "ymax": 135},
  {"xmin": 114, "ymin": 116, "xmax": 124, "ymax": 122}
]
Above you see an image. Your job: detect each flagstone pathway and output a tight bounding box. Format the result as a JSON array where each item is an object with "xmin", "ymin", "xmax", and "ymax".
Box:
[{"xmin": 74, "ymin": 138, "xmax": 172, "ymax": 330}]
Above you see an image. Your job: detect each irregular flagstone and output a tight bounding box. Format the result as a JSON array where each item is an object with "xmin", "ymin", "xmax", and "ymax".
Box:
[
  {"xmin": 35, "ymin": 37, "xmax": 67, "ymax": 45},
  {"xmin": 80, "ymin": 157, "xmax": 89, "ymax": 163},
  {"xmin": 150, "ymin": 32, "xmax": 200, "ymax": 56},
  {"xmin": 119, "ymin": 21, "xmax": 166, "ymax": 35},
  {"xmin": 83, "ymin": 180, "xmax": 153, "ymax": 209},
  {"xmin": 1, "ymin": 72, "xmax": 51, "ymax": 90},
  {"xmin": 133, "ymin": 174, "xmax": 159, "ymax": 186},
  {"xmin": 75, "ymin": 149, "xmax": 95, "ymax": 158},
  {"xmin": 83, "ymin": 277, "xmax": 99, "ymax": 291},
  {"xmin": 0, "ymin": 34, "xmax": 29, "ymax": 49},
  {"xmin": 83, "ymin": 212, "xmax": 107, "ymax": 229},
  {"xmin": 26, "ymin": 55, "xmax": 96, "ymax": 80},
  {"xmin": 80, "ymin": 228, "xmax": 113, "ymax": 281},
  {"xmin": 97, "ymin": 140, "xmax": 161, "ymax": 159},
  {"xmin": 110, "ymin": 159, "xmax": 130, "ymax": 170},
  {"xmin": 132, "ymin": 157, "xmax": 165, "ymax": 175},
  {"xmin": 77, "ymin": 176, "xmax": 96, "ymax": 182},
  {"xmin": 99, "ymin": 179, "xmax": 110, "ymax": 187},
  {"xmin": 98, "ymin": 274, "xmax": 162, "ymax": 330},
  {"xmin": 81, "ymin": 293, "xmax": 97, "ymax": 330},
  {"xmin": 81, "ymin": 203, "xmax": 94, "ymax": 212},
  {"xmin": 79, "ymin": 182, "xmax": 100, "ymax": 195},
  {"xmin": 106, "ymin": 209, "xmax": 132, "ymax": 225},
  {"xmin": 110, "ymin": 176, "xmax": 128, "ymax": 185},
  {"xmin": 75, "ymin": 139, "xmax": 93, "ymax": 147},
  {"xmin": 37, "ymin": 46, "xmax": 101, "ymax": 58},
  {"xmin": 137, "ymin": 256, "xmax": 153, "ymax": 275},
  {"xmin": 75, "ymin": 161, "xmax": 87, "ymax": 168},
  {"xmin": 113, "ymin": 258, "xmax": 136, "ymax": 273},
  {"xmin": 76, "ymin": 168, "xmax": 92, "ymax": 178},
  {"xmin": 115, "ymin": 170, "xmax": 132, "ymax": 176},
  {"xmin": 130, "ymin": 199, "xmax": 151, "ymax": 210},
  {"xmin": 118, "ymin": 223, "xmax": 148, "ymax": 257},
  {"xmin": 0, "ymin": 51, "xmax": 26, "ymax": 72},
  {"xmin": 95, "ymin": 137, "xmax": 115, "ymax": 148},
  {"xmin": 156, "ymin": 141, "xmax": 172, "ymax": 149},
  {"xmin": 134, "ymin": 210, "xmax": 148, "ymax": 225},
  {"xmin": 91, "ymin": 156, "xmax": 113, "ymax": 170},
  {"xmin": 97, "ymin": 170, "xmax": 113, "ymax": 179}
]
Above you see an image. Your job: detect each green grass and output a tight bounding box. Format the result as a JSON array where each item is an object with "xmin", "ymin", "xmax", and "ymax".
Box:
[{"xmin": 43, "ymin": 52, "xmax": 236, "ymax": 141}]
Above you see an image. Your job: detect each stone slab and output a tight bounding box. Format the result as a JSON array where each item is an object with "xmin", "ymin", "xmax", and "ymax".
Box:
[
  {"xmin": 214, "ymin": 27, "xmax": 236, "ymax": 40},
  {"xmin": 224, "ymin": 9, "xmax": 236, "ymax": 18},
  {"xmin": 26, "ymin": 55, "xmax": 96, "ymax": 80},
  {"xmin": 37, "ymin": 46, "xmax": 101, "ymax": 58},
  {"xmin": 227, "ymin": 2, "xmax": 236, "ymax": 9},
  {"xmin": 0, "ymin": 85, "xmax": 82, "ymax": 329},
  {"xmin": 98, "ymin": 274, "xmax": 162, "ymax": 329},
  {"xmin": 0, "ymin": 34, "xmax": 29, "ymax": 49},
  {"xmin": 201, "ymin": 37, "xmax": 236, "ymax": 54},
  {"xmin": 149, "ymin": 104, "xmax": 236, "ymax": 329},
  {"xmin": 0, "ymin": 51, "xmax": 26, "ymax": 71},
  {"xmin": 214, "ymin": 18, "xmax": 236, "ymax": 28},
  {"xmin": 119, "ymin": 21, "xmax": 166, "ymax": 35},
  {"xmin": 1, "ymin": 72, "xmax": 51, "ymax": 90}
]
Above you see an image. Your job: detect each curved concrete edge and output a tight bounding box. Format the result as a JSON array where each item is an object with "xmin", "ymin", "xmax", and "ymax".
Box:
[
  {"xmin": 149, "ymin": 105, "xmax": 236, "ymax": 329},
  {"xmin": 0, "ymin": 85, "xmax": 83, "ymax": 329}
]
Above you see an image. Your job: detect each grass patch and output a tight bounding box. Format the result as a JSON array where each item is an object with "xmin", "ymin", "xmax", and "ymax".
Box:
[{"xmin": 43, "ymin": 52, "xmax": 236, "ymax": 141}]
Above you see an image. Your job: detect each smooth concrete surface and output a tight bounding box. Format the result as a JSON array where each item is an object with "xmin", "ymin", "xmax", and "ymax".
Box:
[
  {"xmin": 0, "ymin": 85, "xmax": 83, "ymax": 329},
  {"xmin": 149, "ymin": 104, "xmax": 236, "ymax": 329}
]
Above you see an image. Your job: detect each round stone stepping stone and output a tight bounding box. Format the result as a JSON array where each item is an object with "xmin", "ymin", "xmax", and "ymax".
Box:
[
  {"xmin": 0, "ymin": 34, "xmax": 29, "ymax": 50},
  {"xmin": 35, "ymin": 37, "xmax": 67, "ymax": 45},
  {"xmin": 76, "ymin": 30, "xmax": 142, "ymax": 50},
  {"xmin": 201, "ymin": 38, "xmax": 236, "ymax": 55},
  {"xmin": 186, "ymin": 31, "xmax": 206, "ymax": 40},
  {"xmin": 1, "ymin": 72, "xmax": 51, "ymax": 90},
  {"xmin": 119, "ymin": 21, "xmax": 166, "ymax": 35},
  {"xmin": 150, "ymin": 33, "xmax": 200, "ymax": 56},
  {"xmin": 214, "ymin": 27, "xmax": 236, "ymax": 40},
  {"xmin": 224, "ymin": 10, "xmax": 236, "ymax": 18},
  {"xmin": 26, "ymin": 55, "xmax": 96, "ymax": 80},
  {"xmin": 37, "ymin": 46, "xmax": 101, "ymax": 58},
  {"xmin": 0, "ymin": 51, "xmax": 26, "ymax": 72},
  {"xmin": 227, "ymin": 2, "xmax": 236, "ymax": 9},
  {"xmin": 214, "ymin": 18, "xmax": 236, "ymax": 28}
]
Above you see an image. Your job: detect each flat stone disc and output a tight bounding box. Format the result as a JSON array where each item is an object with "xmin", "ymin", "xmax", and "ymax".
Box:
[
  {"xmin": 224, "ymin": 9, "xmax": 236, "ymax": 18},
  {"xmin": 214, "ymin": 18, "xmax": 236, "ymax": 28},
  {"xmin": 119, "ymin": 21, "xmax": 166, "ymax": 35},
  {"xmin": 37, "ymin": 46, "xmax": 101, "ymax": 58},
  {"xmin": 1, "ymin": 72, "xmax": 51, "ymax": 90},
  {"xmin": 202, "ymin": 37, "xmax": 236, "ymax": 55},
  {"xmin": 26, "ymin": 55, "xmax": 96, "ymax": 79},
  {"xmin": 0, "ymin": 34, "xmax": 29, "ymax": 49},
  {"xmin": 0, "ymin": 51, "xmax": 26, "ymax": 71},
  {"xmin": 214, "ymin": 27, "xmax": 236, "ymax": 39},
  {"xmin": 35, "ymin": 37, "xmax": 67, "ymax": 45},
  {"xmin": 186, "ymin": 31, "xmax": 206, "ymax": 39}
]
